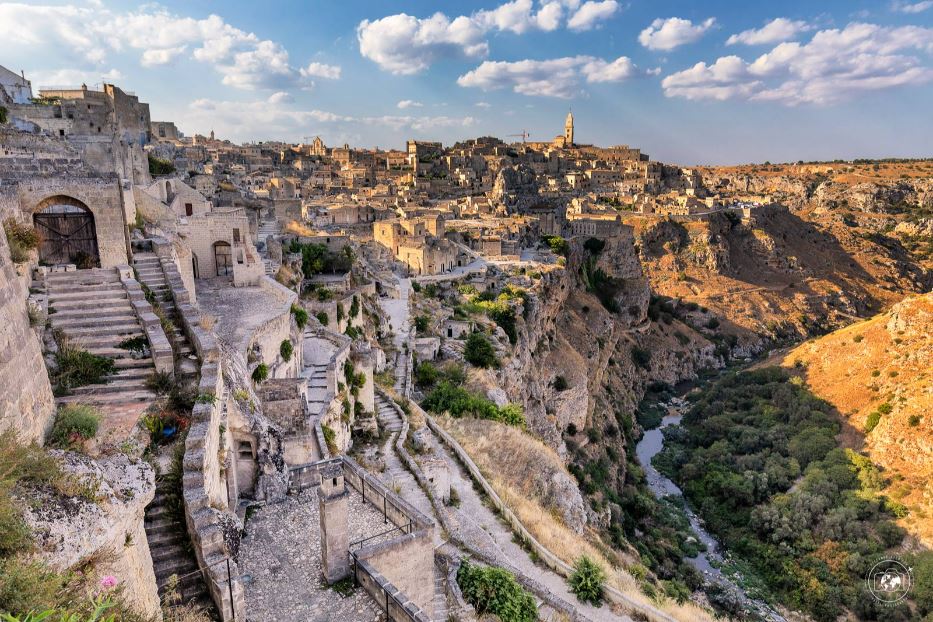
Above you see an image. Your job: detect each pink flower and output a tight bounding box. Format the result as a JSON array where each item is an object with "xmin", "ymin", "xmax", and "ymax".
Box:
[{"xmin": 99, "ymin": 575, "xmax": 118, "ymax": 589}]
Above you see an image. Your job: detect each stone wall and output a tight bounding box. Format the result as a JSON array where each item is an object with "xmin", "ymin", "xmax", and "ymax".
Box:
[{"xmin": 0, "ymin": 225, "xmax": 55, "ymax": 442}]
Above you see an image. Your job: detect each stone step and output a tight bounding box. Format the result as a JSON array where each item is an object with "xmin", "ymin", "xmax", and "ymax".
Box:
[
  {"xmin": 146, "ymin": 515, "xmax": 183, "ymax": 532},
  {"xmin": 48, "ymin": 285, "xmax": 126, "ymax": 299},
  {"xmin": 154, "ymin": 557, "xmax": 201, "ymax": 583},
  {"xmin": 62, "ymin": 323, "xmax": 143, "ymax": 337},
  {"xmin": 145, "ymin": 529, "xmax": 185, "ymax": 548},
  {"xmin": 114, "ymin": 357, "xmax": 157, "ymax": 370},
  {"xmin": 57, "ymin": 389, "xmax": 156, "ymax": 405},
  {"xmin": 51, "ymin": 310, "xmax": 138, "ymax": 326},
  {"xmin": 45, "ymin": 268, "xmax": 120, "ymax": 283},
  {"xmin": 62, "ymin": 334, "xmax": 146, "ymax": 350},
  {"xmin": 69, "ymin": 378, "xmax": 152, "ymax": 396},
  {"xmin": 49, "ymin": 297, "xmax": 131, "ymax": 312}
]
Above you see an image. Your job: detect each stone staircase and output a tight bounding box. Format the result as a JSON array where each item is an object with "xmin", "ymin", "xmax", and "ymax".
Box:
[
  {"xmin": 257, "ymin": 218, "xmax": 281, "ymax": 243},
  {"xmin": 375, "ymin": 393, "xmax": 403, "ymax": 435},
  {"xmin": 145, "ymin": 476, "xmax": 217, "ymax": 617},
  {"xmin": 132, "ymin": 253, "xmax": 199, "ymax": 379},
  {"xmin": 45, "ymin": 268, "xmax": 157, "ymax": 429}
]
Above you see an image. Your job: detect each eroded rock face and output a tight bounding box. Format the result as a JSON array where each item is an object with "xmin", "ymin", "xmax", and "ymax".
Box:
[{"xmin": 22, "ymin": 452, "xmax": 159, "ymax": 618}]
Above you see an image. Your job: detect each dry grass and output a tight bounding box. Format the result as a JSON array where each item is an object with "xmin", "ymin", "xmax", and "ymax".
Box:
[
  {"xmin": 772, "ymin": 292, "xmax": 933, "ymax": 544},
  {"xmin": 285, "ymin": 221, "xmax": 315, "ymax": 237},
  {"xmin": 198, "ymin": 313, "xmax": 216, "ymax": 331},
  {"xmin": 438, "ymin": 415, "xmax": 716, "ymax": 622}
]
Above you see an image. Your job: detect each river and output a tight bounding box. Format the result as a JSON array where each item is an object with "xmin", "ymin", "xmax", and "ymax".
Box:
[{"xmin": 635, "ymin": 398, "xmax": 787, "ymax": 622}]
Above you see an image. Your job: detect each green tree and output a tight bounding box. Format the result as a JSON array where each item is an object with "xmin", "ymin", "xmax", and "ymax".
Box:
[{"xmin": 464, "ymin": 332, "xmax": 497, "ymax": 368}]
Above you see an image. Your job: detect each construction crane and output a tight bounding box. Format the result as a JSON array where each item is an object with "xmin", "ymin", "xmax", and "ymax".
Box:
[{"xmin": 507, "ymin": 130, "xmax": 531, "ymax": 144}]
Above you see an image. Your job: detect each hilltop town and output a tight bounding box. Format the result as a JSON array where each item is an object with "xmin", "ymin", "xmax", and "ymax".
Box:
[{"xmin": 1, "ymin": 67, "xmax": 931, "ymax": 622}]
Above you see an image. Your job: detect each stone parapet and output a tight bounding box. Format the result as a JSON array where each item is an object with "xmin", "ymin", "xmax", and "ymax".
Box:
[{"xmin": 121, "ymin": 275, "xmax": 173, "ymax": 375}]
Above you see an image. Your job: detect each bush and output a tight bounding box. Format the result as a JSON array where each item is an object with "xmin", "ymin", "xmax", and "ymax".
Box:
[
  {"xmin": 315, "ymin": 311, "xmax": 329, "ymax": 326},
  {"xmin": 48, "ymin": 405, "xmax": 100, "ymax": 448},
  {"xmin": 280, "ymin": 339, "xmax": 293, "ymax": 362},
  {"xmin": 252, "ymin": 363, "xmax": 269, "ymax": 383},
  {"xmin": 414, "ymin": 361, "xmax": 439, "ymax": 388},
  {"xmin": 414, "ymin": 315, "xmax": 430, "ymax": 333},
  {"xmin": 422, "ymin": 382, "xmax": 524, "ymax": 427},
  {"xmin": 909, "ymin": 415, "xmax": 921, "ymax": 427},
  {"xmin": 569, "ymin": 555, "xmax": 606, "ymax": 606},
  {"xmin": 457, "ymin": 560, "xmax": 536, "ymax": 622},
  {"xmin": 148, "ymin": 153, "xmax": 175, "ymax": 175},
  {"xmin": 51, "ymin": 337, "xmax": 116, "ymax": 391},
  {"xmin": 864, "ymin": 410, "xmax": 882, "ymax": 433},
  {"xmin": 3, "ymin": 219, "xmax": 39, "ymax": 264},
  {"xmin": 290, "ymin": 304, "xmax": 308, "ymax": 330},
  {"xmin": 631, "ymin": 346, "xmax": 651, "ymax": 371},
  {"xmin": 705, "ymin": 317, "xmax": 720, "ymax": 330},
  {"xmin": 464, "ymin": 332, "xmax": 497, "ymax": 368}
]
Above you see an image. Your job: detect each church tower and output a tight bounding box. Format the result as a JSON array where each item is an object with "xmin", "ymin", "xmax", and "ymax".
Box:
[{"xmin": 564, "ymin": 111, "xmax": 574, "ymax": 146}]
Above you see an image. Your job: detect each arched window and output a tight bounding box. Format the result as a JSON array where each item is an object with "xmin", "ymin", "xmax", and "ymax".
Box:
[{"xmin": 213, "ymin": 241, "xmax": 232, "ymax": 276}]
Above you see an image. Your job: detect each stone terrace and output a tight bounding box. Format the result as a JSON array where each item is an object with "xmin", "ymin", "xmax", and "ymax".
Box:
[
  {"xmin": 239, "ymin": 487, "xmax": 399, "ymax": 622},
  {"xmin": 196, "ymin": 278, "xmax": 291, "ymax": 354}
]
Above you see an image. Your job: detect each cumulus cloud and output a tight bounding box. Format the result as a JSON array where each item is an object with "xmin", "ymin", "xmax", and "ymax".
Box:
[
  {"xmin": 567, "ymin": 1, "xmax": 619, "ymax": 31},
  {"xmin": 662, "ymin": 22, "xmax": 933, "ymax": 105},
  {"xmin": 726, "ymin": 18, "xmax": 811, "ymax": 46},
  {"xmin": 892, "ymin": 1, "xmax": 933, "ymax": 13},
  {"xmin": 475, "ymin": 101, "xmax": 492, "ymax": 108},
  {"xmin": 0, "ymin": 3, "xmax": 338, "ymax": 90},
  {"xmin": 301, "ymin": 62, "xmax": 342, "ymax": 80},
  {"xmin": 29, "ymin": 67, "xmax": 123, "ymax": 88},
  {"xmin": 357, "ymin": 1, "xmax": 619, "ymax": 74},
  {"xmin": 639, "ymin": 17, "xmax": 716, "ymax": 51},
  {"xmin": 397, "ymin": 99, "xmax": 423, "ymax": 109},
  {"xmin": 458, "ymin": 55, "xmax": 642, "ymax": 98}
]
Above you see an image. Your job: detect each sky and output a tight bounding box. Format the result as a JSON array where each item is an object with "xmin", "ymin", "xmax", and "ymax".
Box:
[{"xmin": 0, "ymin": 0, "xmax": 932, "ymax": 165}]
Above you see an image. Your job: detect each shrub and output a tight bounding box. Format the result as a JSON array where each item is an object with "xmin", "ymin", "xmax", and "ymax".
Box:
[
  {"xmin": 148, "ymin": 153, "xmax": 176, "ymax": 175},
  {"xmin": 542, "ymin": 235, "xmax": 569, "ymax": 257},
  {"xmin": 349, "ymin": 295, "xmax": 360, "ymax": 319},
  {"xmin": 52, "ymin": 337, "xmax": 116, "ymax": 391},
  {"xmin": 414, "ymin": 315, "xmax": 430, "ymax": 333},
  {"xmin": 280, "ymin": 339, "xmax": 293, "ymax": 362},
  {"xmin": 252, "ymin": 363, "xmax": 269, "ymax": 383},
  {"xmin": 422, "ymin": 382, "xmax": 524, "ymax": 427},
  {"xmin": 290, "ymin": 304, "xmax": 308, "ymax": 330},
  {"xmin": 909, "ymin": 415, "xmax": 921, "ymax": 427},
  {"xmin": 117, "ymin": 335, "xmax": 148, "ymax": 353},
  {"xmin": 3, "ymin": 219, "xmax": 39, "ymax": 264},
  {"xmin": 569, "ymin": 555, "xmax": 606, "ymax": 606},
  {"xmin": 631, "ymin": 346, "xmax": 651, "ymax": 371},
  {"xmin": 47, "ymin": 405, "xmax": 100, "ymax": 448},
  {"xmin": 315, "ymin": 311, "xmax": 329, "ymax": 326},
  {"xmin": 321, "ymin": 424, "xmax": 337, "ymax": 455},
  {"xmin": 411, "ymin": 281, "xmax": 421, "ymax": 293},
  {"xmin": 414, "ymin": 361, "xmax": 439, "ymax": 388},
  {"xmin": 457, "ymin": 560, "xmax": 536, "ymax": 622},
  {"xmin": 705, "ymin": 317, "xmax": 720, "ymax": 330},
  {"xmin": 552, "ymin": 375, "xmax": 569, "ymax": 391},
  {"xmin": 864, "ymin": 411, "xmax": 882, "ymax": 433},
  {"xmin": 853, "ymin": 334, "xmax": 864, "ymax": 343},
  {"xmin": 145, "ymin": 371, "xmax": 175, "ymax": 394},
  {"xmin": 464, "ymin": 332, "xmax": 497, "ymax": 368}
]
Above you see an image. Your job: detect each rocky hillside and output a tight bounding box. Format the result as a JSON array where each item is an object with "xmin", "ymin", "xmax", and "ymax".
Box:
[
  {"xmin": 625, "ymin": 202, "xmax": 931, "ymax": 355},
  {"xmin": 775, "ymin": 293, "xmax": 933, "ymax": 546}
]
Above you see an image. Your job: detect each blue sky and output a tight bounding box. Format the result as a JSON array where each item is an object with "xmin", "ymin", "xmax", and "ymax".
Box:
[{"xmin": 1, "ymin": 0, "xmax": 931, "ymax": 164}]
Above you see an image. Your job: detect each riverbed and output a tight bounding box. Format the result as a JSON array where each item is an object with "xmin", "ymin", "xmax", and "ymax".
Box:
[{"xmin": 634, "ymin": 399, "xmax": 786, "ymax": 621}]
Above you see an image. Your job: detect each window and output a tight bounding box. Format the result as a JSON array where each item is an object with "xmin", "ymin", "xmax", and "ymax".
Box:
[
  {"xmin": 237, "ymin": 441, "xmax": 253, "ymax": 459},
  {"xmin": 185, "ymin": 203, "xmax": 193, "ymax": 216},
  {"xmin": 233, "ymin": 228, "xmax": 240, "ymax": 243},
  {"xmin": 59, "ymin": 129, "xmax": 65, "ymax": 137}
]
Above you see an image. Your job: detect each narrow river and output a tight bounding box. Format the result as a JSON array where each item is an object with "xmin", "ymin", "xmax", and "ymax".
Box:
[{"xmin": 634, "ymin": 399, "xmax": 787, "ymax": 622}]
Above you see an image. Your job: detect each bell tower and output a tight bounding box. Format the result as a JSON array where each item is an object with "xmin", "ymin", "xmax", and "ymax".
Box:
[{"xmin": 564, "ymin": 110, "xmax": 574, "ymax": 146}]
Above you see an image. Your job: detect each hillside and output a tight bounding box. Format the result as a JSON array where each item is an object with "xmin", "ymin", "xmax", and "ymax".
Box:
[{"xmin": 776, "ymin": 293, "xmax": 933, "ymax": 546}]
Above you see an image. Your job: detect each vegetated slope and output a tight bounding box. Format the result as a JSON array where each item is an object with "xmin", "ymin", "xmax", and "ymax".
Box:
[
  {"xmin": 655, "ymin": 367, "xmax": 923, "ymax": 622},
  {"xmin": 776, "ymin": 292, "xmax": 933, "ymax": 546}
]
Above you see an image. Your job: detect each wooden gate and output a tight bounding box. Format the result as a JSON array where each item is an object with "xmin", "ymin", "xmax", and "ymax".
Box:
[{"xmin": 33, "ymin": 203, "xmax": 100, "ymax": 267}]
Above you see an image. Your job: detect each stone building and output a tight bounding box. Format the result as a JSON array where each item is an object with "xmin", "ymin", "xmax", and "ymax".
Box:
[
  {"xmin": 0, "ymin": 64, "xmax": 33, "ymax": 104},
  {"xmin": 151, "ymin": 121, "xmax": 180, "ymax": 142},
  {"xmin": 178, "ymin": 207, "xmax": 265, "ymax": 286}
]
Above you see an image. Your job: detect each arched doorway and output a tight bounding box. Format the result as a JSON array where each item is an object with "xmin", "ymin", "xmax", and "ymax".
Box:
[
  {"xmin": 213, "ymin": 241, "xmax": 232, "ymax": 276},
  {"xmin": 191, "ymin": 253, "xmax": 200, "ymax": 279},
  {"xmin": 33, "ymin": 197, "xmax": 100, "ymax": 268}
]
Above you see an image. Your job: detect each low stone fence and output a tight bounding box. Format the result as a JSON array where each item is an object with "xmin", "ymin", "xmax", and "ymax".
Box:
[
  {"xmin": 154, "ymin": 244, "xmax": 246, "ymax": 621},
  {"xmin": 425, "ymin": 415, "xmax": 678, "ymax": 622},
  {"xmin": 119, "ymin": 267, "xmax": 173, "ymax": 375}
]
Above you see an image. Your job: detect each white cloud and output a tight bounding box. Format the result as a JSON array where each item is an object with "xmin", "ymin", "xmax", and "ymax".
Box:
[
  {"xmin": 301, "ymin": 62, "xmax": 342, "ymax": 80},
  {"xmin": 726, "ymin": 18, "xmax": 811, "ymax": 46},
  {"xmin": 179, "ymin": 96, "xmax": 476, "ymax": 143},
  {"xmin": 567, "ymin": 1, "xmax": 619, "ymax": 32},
  {"xmin": 892, "ymin": 1, "xmax": 933, "ymax": 13},
  {"xmin": 0, "ymin": 3, "xmax": 333, "ymax": 90},
  {"xmin": 662, "ymin": 22, "xmax": 933, "ymax": 105},
  {"xmin": 397, "ymin": 99, "xmax": 423, "ymax": 109},
  {"xmin": 357, "ymin": 1, "xmax": 617, "ymax": 74},
  {"xmin": 639, "ymin": 17, "xmax": 716, "ymax": 51},
  {"xmin": 475, "ymin": 101, "xmax": 492, "ymax": 108},
  {"xmin": 458, "ymin": 55, "xmax": 642, "ymax": 98}
]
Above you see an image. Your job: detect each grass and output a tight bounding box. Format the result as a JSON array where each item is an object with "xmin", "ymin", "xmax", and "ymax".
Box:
[
  {"xmin": 47, "ymin": 405, "xmax": 100, "ymax": 449},
  {"xmin": 50, "ymin": 332, "xmax": 116, "ymax": 392}
]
